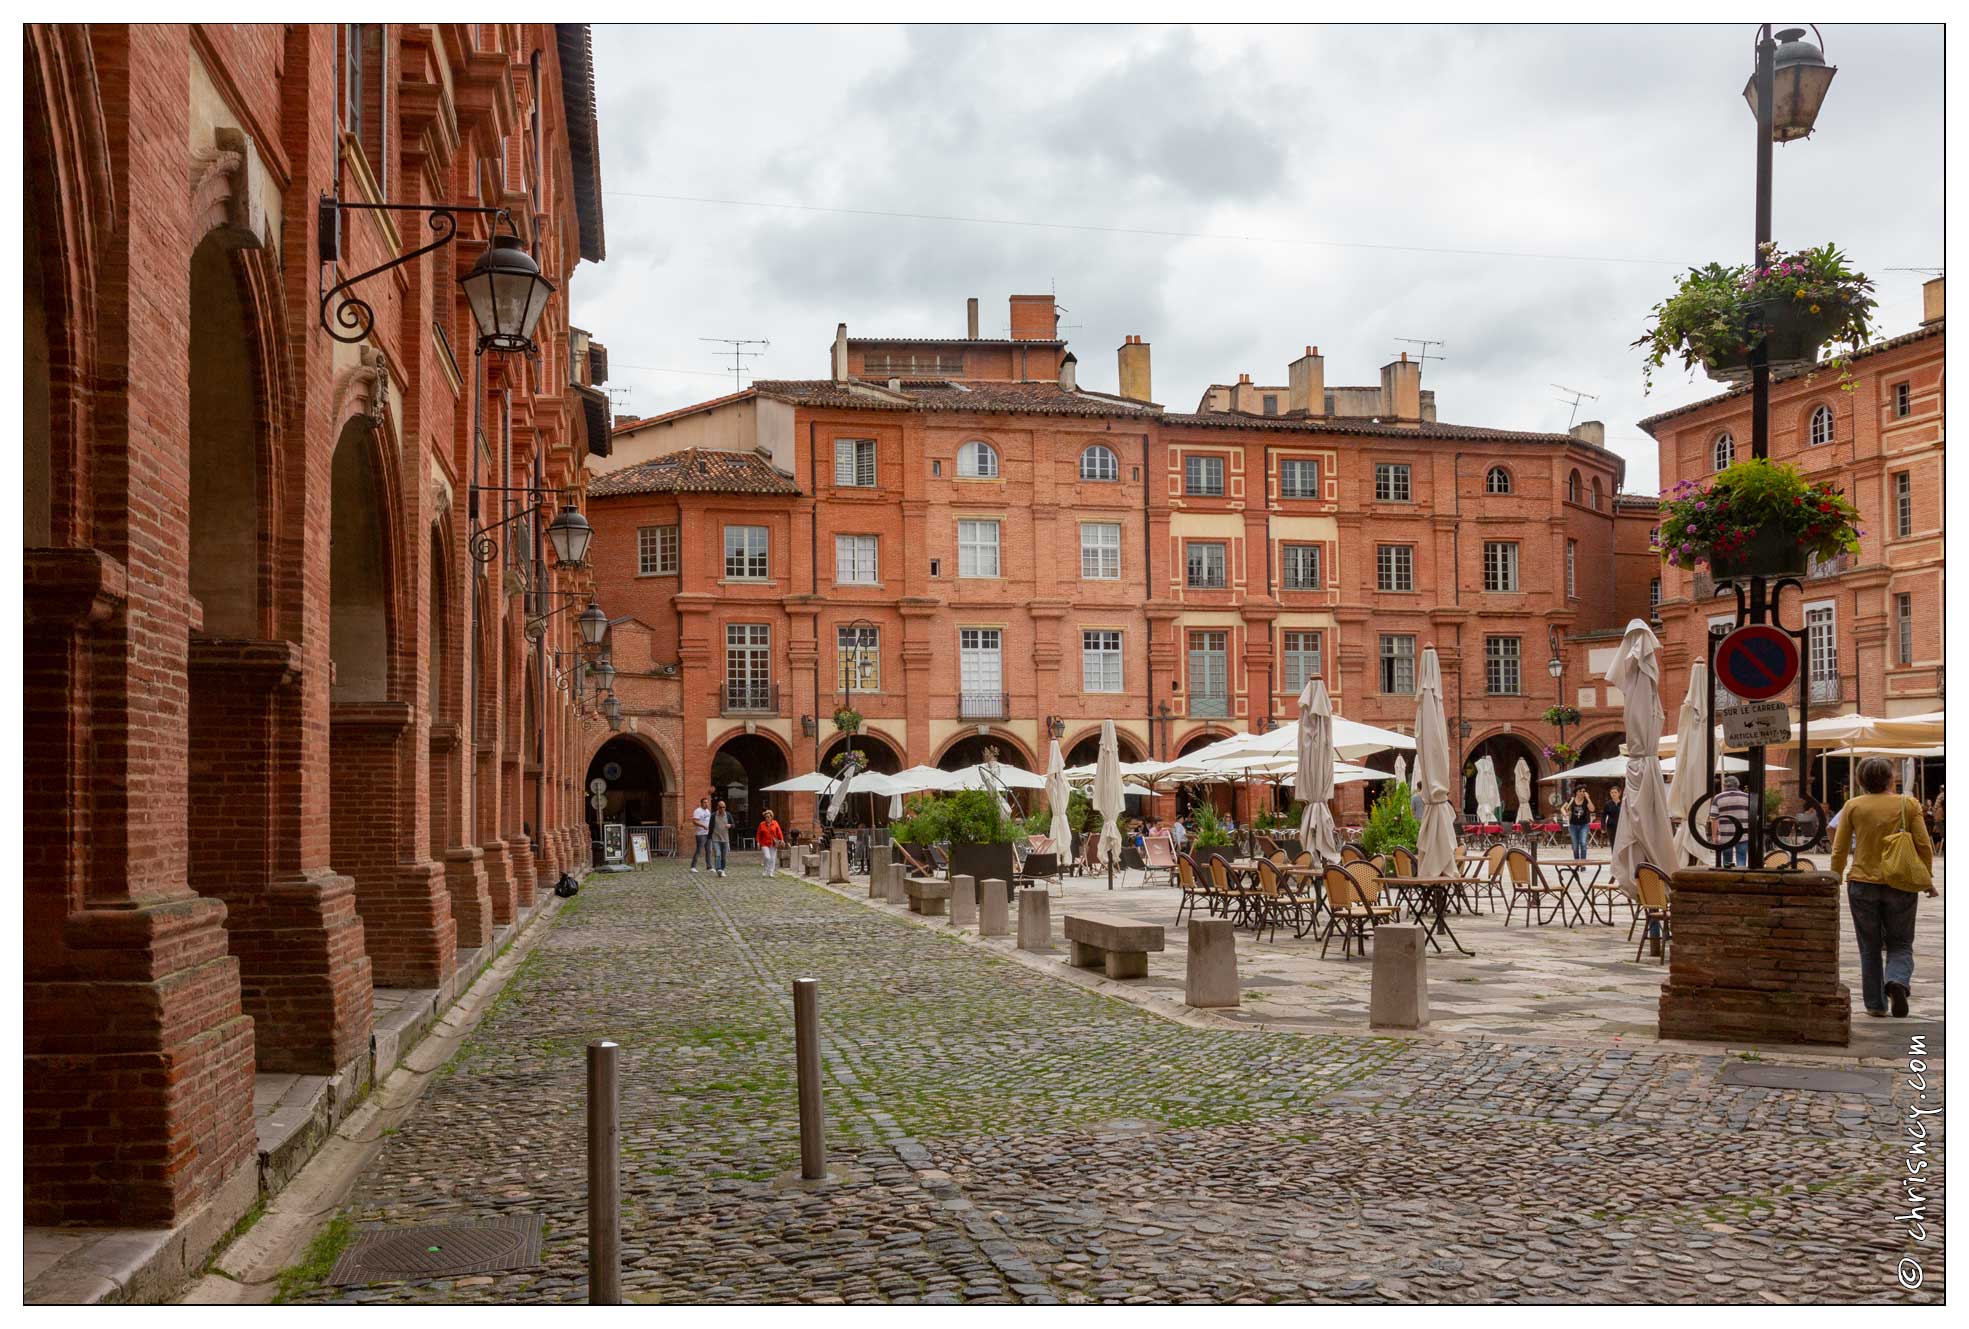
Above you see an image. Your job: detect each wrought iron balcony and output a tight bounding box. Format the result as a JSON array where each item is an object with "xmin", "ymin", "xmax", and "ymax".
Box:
[
  {"xmin": 1808, "ymin": 675, "xmax": 1844, "ymax": 705},
  {"xmin": 958, "ymin": 691, "xmax": 1010, "ymax": 721},
  {"xmin": 720, "ymin": 682, "xmax": 779, "ymax": 716}
]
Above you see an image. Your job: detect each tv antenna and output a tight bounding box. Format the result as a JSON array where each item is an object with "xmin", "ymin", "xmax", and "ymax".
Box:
[
  {"xmin": 1394, "ymin": 337, "xmax": 1445, "ymax": 375},
  {"xmin": 1884, "ymin": 266, "xmax": 1944, "ymax": 277},
  {"xmin": 1553, "ymin": 383, "xmax": 1599, "ymax": 428},
  {"xmin": 700, "ymin": 337, "xmax": 770, "ymax": 390}
]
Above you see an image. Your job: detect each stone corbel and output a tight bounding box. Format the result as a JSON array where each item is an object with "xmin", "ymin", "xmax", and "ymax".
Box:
[
  {"xmin": 333, "ymin": 346, "xmax": 392, "ymax": 433},
  {"xmin": 189, "ymin": 126, "xmax": 268, "ymax": 251}
]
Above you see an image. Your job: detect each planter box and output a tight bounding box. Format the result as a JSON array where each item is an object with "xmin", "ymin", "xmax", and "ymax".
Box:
[
  {"xmin": 947, "ymin": 841, "xmax": 1015, "ymax": 886},
  {"xmin": 1708, "ymin": 528, "xmax": 1810, "ymax": 580},
  {"xmin": 1705, "ymin": 302, "xmax": 1837, "ymax": 385},
  {"xmin": 1659, "ymin": 868, "xmax": 1849, "ymax": 1046}
]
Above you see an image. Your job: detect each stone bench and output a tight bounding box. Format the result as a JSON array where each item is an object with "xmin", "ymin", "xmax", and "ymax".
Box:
[
  {"xmin": 1063, "ymin": 913, "xmax": 1166, "ymax": 980},
  {"xmin": 905, "ymin": 877, "xmax": 953, "ymax": 917}
]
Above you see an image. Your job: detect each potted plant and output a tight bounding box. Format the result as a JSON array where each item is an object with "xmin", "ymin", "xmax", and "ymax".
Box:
[
  {"xmin": 935, "ymin": 788, "xmax": 1020, "ymax": 884},
  {"xmin": 1542, "ymin": 705, "xmax": 1581, "ymax": 729},
  {"xmin": 1544, "ymin": 742, "xmax": 1581, "ymax": 769},
  {"xmin": 1190, "ymin": 803, "xmax": 1233, "ymax": 851},
  {"xmin": 1358, "ymin": 781, "xmax": 1418, "ymax": 858},
  {"xmin": 1634, "ymin": 243, "xmax": 1876, "ymax": 390},
  {"xmin": 832, "ymin": 706, "xmax": 863, "ymax": 735},
  {"xmin": 1655, "ymin": 457, "xmax": 1862, "ymax": 579}
]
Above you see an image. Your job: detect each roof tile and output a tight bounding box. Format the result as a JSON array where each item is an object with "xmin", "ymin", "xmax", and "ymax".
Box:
[{"xmin": 587, "ymin": 447, "xmax": 801, "ymax": 499}]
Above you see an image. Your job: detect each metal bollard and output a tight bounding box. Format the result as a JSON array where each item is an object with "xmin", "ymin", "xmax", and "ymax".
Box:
[
  {"xmin": 586, "ymin": 1039, "xmax": 621, "ymax": 1304},
  {"xmin": 793, "ymin": 978, "xmax": 826, "ymax": 1180}
]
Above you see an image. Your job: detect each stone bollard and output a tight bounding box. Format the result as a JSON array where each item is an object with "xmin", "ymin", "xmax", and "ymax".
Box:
[
  {"xmin": 868, "ymin": 859, "xmax": 887, "ymax": 900},
  {"xmin": 1185, "ymin": 918, "xmax": 1240, "ymax": 1008},
  {"xmin": 950, "ymin": 875, "xmax": 978, "ymax": 928},
  {"xmin": 870, "ymin": 842, "xmax": 891, "ymax": 876},
  {"xmin": 827, "ymin": 839, "xmax": 850, "ymax": 885},
  {"xmin": 979, "ymin": 879, "xmax": 1009, "ymax": 937},
  {"xmin": 1017, "ymin": 889, "xmax": 1053, "ymax": 952},
  {"xmin": 886, "ymin": 868, "xmax": 910, "ymax": 907},
  {"xmin": 1368, "ymin": 924, "xmax": 1429, "ymax": 1029}
]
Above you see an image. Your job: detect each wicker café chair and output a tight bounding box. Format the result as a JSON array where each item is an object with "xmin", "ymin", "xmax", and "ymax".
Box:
[
  {"xmin": 1502, "ymin": 847, "xmax": 1567, "ymax": 926},
  {"xmin": 1174, "ymin": 852, "xmax": 1209, "ymax": 925},
  {"xmin": 1632, "ymin": 862, "xmax": 1672, "ymax": 963}
]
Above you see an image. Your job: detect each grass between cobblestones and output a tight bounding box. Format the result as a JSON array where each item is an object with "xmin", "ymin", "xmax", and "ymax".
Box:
[{"xmin": 291, "ymin": 860, "xmax": 1943, "ymax": 1306}]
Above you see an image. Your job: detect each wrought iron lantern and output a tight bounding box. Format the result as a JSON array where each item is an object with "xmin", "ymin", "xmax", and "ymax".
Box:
[
  {"xmin": 460, "ymin": 234, "xmax": 556, "ymax": 355},
  {"xmin": 1744, "ymin": 26, "xmax": 1836, "ymax": 142},
  {"xmin": 545, "ymin": 505, "xmax": 594, "ymax": 569},
  {"xmin": 578, "ymin": 602, "xmax": 610, "ymax": 649}
]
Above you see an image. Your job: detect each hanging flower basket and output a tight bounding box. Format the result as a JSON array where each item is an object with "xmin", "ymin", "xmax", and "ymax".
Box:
[
  {"xmin": 1541, "ymin": 705, "xmax": 1582, "ymax": 729},
  {"xmin": 1654, "ymin": 457, "xmax": 1862, "ymax": 575},
  {"xmin": 833, "ymin": 707, "xmax": 863, "ymax": 734},
  {"xmin": 1633, "ymin": 243, "xmax": 1876, "ymax": 393}
]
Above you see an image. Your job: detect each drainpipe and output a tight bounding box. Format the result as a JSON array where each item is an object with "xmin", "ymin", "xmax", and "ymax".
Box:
[
  {"xmin": 1451, "ymin": 453, "xmax": 1466, "ymax": 782},
  {"xmin": 1141, "ymin": 431, "xmax": 1155, "ymax": 756},
  {"xmin": 1261, "ymin": 443, "xmax": 1273, "ymax": 729},
  {"xmin": 810, "ymin": 420, "xmax": 821, "ymax": 769},
  {"xmin": 534, "ymin": 443, "xmax": 547, "ymax": 860}
]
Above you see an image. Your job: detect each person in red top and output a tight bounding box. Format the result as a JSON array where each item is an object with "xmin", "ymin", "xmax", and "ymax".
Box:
[{"xmin": 756, "ymin": 808, "xmax": 785, "ymax": 878}]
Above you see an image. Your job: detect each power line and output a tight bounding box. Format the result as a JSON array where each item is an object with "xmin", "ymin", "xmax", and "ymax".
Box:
[
  {"xmin": 601, "ymin": 188, "xmax": 1685, "ymax": 268},
  {"xmin": 609, "ymin": 361, "xmax": 743, "ymax": 379}
]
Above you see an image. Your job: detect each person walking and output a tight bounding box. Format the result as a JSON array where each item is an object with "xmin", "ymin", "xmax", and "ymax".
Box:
[
  {"xmin": 688, "ymin": 796, "xmax": 712, "ymax": 871},
  {"xmin": 1833, "ymin": 757, "xmax": 1937, "ymax": 1019},
  {"xmin": 1710, "ymin": 776, "xmax": 1752, "ymax": 868},
  {"xmin": 756, "ymin": 807, "xmax": 784, "ymax": 878},
  {"xmin": 1601, "ymin": 784, "xmax": 1623, "ymax": 848},
  {"xmin": 1565, "ymin": 787, "xmax": 1595, "ymax": 861},
  {"xmin": 708, "ymin": 800, "xmax": 732, "ymax": 878}
]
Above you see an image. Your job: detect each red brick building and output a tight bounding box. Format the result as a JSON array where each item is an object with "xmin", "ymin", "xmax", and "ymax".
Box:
[
  {"xmin": 585, "ymin": 296, "xmax": 1654, "ymax": 836},
  {"xmin": 23, "ymin": 23, "xmax": 609, "ymax": 1233},
  {"xmin": 1642, "ymin": 278, "xmax": 1945, "ymax": 802}
]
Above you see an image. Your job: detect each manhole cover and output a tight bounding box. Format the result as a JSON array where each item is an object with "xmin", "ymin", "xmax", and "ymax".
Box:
[
  {"xmin": 1091, "ymin": 1118, "xmax": 1161, "ymax": 1137},
  {"xmin": 327, "ymin": 1215, "xmax": 545, "ymax": 1285},
  {"xmin": 1718, "ymin": 1061, "xmax": 1892, "ymax": 1097}
]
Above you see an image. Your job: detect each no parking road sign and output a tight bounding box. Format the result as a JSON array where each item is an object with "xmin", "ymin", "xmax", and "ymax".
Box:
[{"xmin": 1715, "ymin": 624, "xmax": 1799, "ymax": 702}]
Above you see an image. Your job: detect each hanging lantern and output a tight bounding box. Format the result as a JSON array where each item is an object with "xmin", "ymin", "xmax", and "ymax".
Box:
[{"xmin": 460, "ymin": 234, "xmax": 555, "ymax": 355}]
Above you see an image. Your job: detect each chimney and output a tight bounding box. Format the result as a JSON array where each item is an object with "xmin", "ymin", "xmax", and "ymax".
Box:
[
  {"xmin": 1569, "ymin": 420, "xmax": 1606, "ymax": 448},
  {"xmin": 1379, "ymin": 352, "xmax": 1421, "ymax": 422},
  {"xmin": 1117, "ymin": 334, "xmax": 1152, "ymax": 402},
  {"xmin": 613, "ymin": 413, "xmax": 641, "ymax": 428},
  {"xmin": 1008, "ymin": 294, "xmax": 1058, "ymax": 340},
  {"xmin": 1231, "ymin": 372, "xmax": 1261, "ymax": 414},
  {"xmin": 1058, "ymin": 351, "xmax": 1078, "ymax": 392},
  {"xmin": 1922, "ymin": 275, "xmax": 1945, "ymax": 326},
  {"xmin": 1288, "ymin": 346, "xmax": 1325, "ymax": 416},
  {"xmin": 831, "ymin": 323, "xmax": 848, "ymax": 382},
  {"xmin": 966, "ymin": 296, "xmax": 980, "ymax": 338}
]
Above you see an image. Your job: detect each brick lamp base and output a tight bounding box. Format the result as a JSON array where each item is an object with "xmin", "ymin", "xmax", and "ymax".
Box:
[{"xmin": 1659, "ymin": 869, "xmax": 1851, "ymax": 1046}]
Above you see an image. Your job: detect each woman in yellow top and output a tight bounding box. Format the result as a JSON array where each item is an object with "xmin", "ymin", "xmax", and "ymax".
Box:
[{"xmin": 1831, "ymin": 757, "xmax": 1938, "ymax": 1018}]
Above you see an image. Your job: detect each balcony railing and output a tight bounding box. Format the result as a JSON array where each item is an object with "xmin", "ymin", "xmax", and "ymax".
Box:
[
  {"xmin": 1190, "ymin": 692, "xmax": 1230, "ymax": 718},
  {"xmin": 1808, "ymin": 675, "xmax": 1843, "ymax": 705},
  {"xmin": 721, "ymin": 682, "xmax": 779, "ymax": 716},
  {"xmin": 958, "ymin": 691, "xmax": 1010, "ymax": 721}
]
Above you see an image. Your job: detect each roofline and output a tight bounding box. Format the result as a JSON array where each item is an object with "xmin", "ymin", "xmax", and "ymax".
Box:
[
  {"xmin": 611, "ymin": 387, "xmax": 758, "ymax": 435},
  {"xmin": 555, "ymin": 24, "xmax": 605, "ymax": 262},
  {"xmin": 1636, "ymin": 319, "xmax": 1944, "ymax": 435},
  {"xmin": 847, "ymin": 336, "xmax": 1067, "ymax": 348}
]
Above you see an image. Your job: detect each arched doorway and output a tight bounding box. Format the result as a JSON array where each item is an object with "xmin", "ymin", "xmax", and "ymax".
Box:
[
  {"xmin": 820, "ymin": 731, "xmax": 903, "ymax": 826},
  {"xmin": 1175, "ymin": 730, "xmax": 1233, "ymax": 818},
  {"xmin": 1463, "ymin": 732, "xmax": 1544, "ymax": 823},
  {"xmin": 711, "ymin": 733, "xmax": 788, "ymax": 839},
  {"xmin": 1065, "ymin": 732, "xmax": 1145, "ymax": 768},
  {"xmin": 330, "ymin": 419, "xmax": 391, "ymax": 703},
  {"xmin": 588, "ymin": 736, "xmax": 668, "ymax": 852},
  {"xmin": 937, "ymin": 733, "xmax": 1033, "ymax": 772}
]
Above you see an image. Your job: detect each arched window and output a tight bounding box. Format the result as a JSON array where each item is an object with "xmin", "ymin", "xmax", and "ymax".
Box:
[
  {"xmin": 1567, "ymin": 469, "xmax": 1582, "ymax": 503},
  {"xmin": 1485, "ymin": 466, "xmax": 1512, "ymax": 494},
  {"xmin": 1809, "ymin": 404, "xmax": 1834, "ymax": 446},
  {"xmin": 1079, "ymin": 444, "xmax": 1118, "ymax": 481},
  {"xmin": 957, "ymin": 440, "xmax": 999, "ymax": 479},
  {"xmin": 1713, "ymin": 431, "xmax": 1735, "ymax": 471},
  {"xmin": 1591, "ymin": 476, "xmax": 1604, "ymax": 510}
]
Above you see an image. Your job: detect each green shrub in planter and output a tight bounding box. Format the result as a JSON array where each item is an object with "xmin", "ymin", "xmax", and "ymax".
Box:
[{"xmin": 1358, "ymin": 781, "xmax": 1419, "ymax": 858}]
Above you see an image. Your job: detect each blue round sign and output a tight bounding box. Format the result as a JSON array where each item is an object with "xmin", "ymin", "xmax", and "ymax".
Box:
[{"xmin": 1715, "ymin": 625, "xmax": 1799, "ymax": 701}]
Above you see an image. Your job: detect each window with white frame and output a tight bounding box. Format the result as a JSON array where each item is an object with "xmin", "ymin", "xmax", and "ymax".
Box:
[
  {"xmin": 1376, "ymin": 544, "xmax": 1414, "ymax": 592},
  {"xmin": 724, "ymin": 524, "xmax": 769, "ymax": 580},
  {"xmin": 956, "ymin": 519, "xmax": 1000, "ymax": 577},
  {"xmin": 1080, "ymin": 522, "xmax": 1121, "ymax": 580},
  {"xmin": 835, "ymin": 534, "xmax": 878, "ymax": 585},
  {"xmin": 1079, "ymin": 444, "xmax": 1119, "ymax": 482},
  {"xmin": 834, "ymin": 437, "xmax": 877, "ymax": 487},
  {"xmin": 1485, "ymin": 466, "xmax": 1512, "ymax": 494},
  {"xmin": 1374, "ymin": 462, "xmax": 1411, "ymax": 502},
  {"xmin": 1188, "ymin": 631, "xmax": 1228, "ymax": 714},
  {"xmin": 1282, "ymin": 544, "xmax": 1321, "ymax": 590},
  {"xmin": 1184, "ymin": 454, "xmax": 1225, "ymax": 496},
  {"xmin": 1281, "ymin": 629, "xmax": 1323, "ymax": 694},
  {"xmin": 1567, "ymin": 469, "xmax": 1583, "ymax": 503},
  {"xmin": 1806, "ymin": 602, "xmax": 1838, "ymax": 702},
  {"xmin": 1896, "ymin": 592, "xmax": 1914, "ymax": 666},
  {"xmin": 1483, "ymin": 541, "xmax": 1519, "ymax": 592},
  {"xmin": 836, "ymin": 623, "xmax": 879, "ymax": 692},
  {"xmin": 1379, "ymin": 634, "xmax": 1416, "ymax": 694},
  {"xmin": 1809, "ymin": 405, "xmax": 1834, "ymax": 447},
  {"xmin": 1280, "ymin": 457, "xmax": 1320, "ymax": 498},
  {"xmin": 1484, "ymin": 635, "xmax": 1521, "ymax": 695},
  {"xmin": 725, "ymin": 623, "xmax": 771, "ymax": 708},
  {"xmin": 957, "ymin": 440, "xmax": 999, "ymax": 479},
  {"xmin": 1081, "ymin": 629, "xmax": 1123, "ymax": 693},
  {"xmin": 1186, "ymin": 541, "xmax": 1227, "ymax": 589},
  {"xmin": 1713, "ymin": 431, "xmax": 1735, "ymax": 471},
  {"xmin": 1566, "ymin": 540, "xmax": 1578, "ymax": 597},
  {"xmin": 637, "ymin": 524, "xmax": 679, "ymax": 576},
  {"xmin": 1895, "ymin": 471, "xmax": 1912, "ymax": 537},
  {"xmin": 1895, "ymin": 382, "xmax": 1912, "ymax": 418},
  {"xmin": 958, "ymin": 628, "xmax": 1003, "ymax": 714},
  {"xmin": 1649, "ymin": 577, "xmax": 1662, "ymax": 619},
  {"xmin": 1709, "ymin": 614, "xmax": 1737, "ymax": 708}
]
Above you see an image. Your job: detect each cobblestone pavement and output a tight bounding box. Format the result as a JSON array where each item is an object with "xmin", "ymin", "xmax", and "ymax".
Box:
[{"xmin": 295, "ymin": 858, "xmax": 1943, "ymax": 1305}]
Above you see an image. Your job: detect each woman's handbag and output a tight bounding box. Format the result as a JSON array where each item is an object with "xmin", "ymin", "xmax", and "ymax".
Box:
[{"xmin": 1880, "ymin": 798, "xmax": 1933, "ymax": 892}]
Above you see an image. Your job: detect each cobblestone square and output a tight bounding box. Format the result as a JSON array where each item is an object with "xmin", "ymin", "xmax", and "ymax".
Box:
[{"xmin": 287, "ymin": 856, "xmax": 1944, "ymax": 1304}]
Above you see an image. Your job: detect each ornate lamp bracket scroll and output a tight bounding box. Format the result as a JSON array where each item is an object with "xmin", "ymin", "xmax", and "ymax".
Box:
[{"xmin": 318, "ymin": 198, "xmax": 511, "ymax": 345}]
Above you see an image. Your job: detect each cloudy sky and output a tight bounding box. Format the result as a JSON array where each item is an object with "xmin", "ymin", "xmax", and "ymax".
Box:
[{"xmin": 577, "ymin": 23, "xmax": 1943, "ymax": 494}]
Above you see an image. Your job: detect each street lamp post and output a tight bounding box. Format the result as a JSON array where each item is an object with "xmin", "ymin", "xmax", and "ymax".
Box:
[
  {"xmin": 836, "ymin": 619, "xmax": 877, "ymax": 846},
  {"xmin": 1548, "ymin": 651, "xmax": 1568, "ymax": 805}
]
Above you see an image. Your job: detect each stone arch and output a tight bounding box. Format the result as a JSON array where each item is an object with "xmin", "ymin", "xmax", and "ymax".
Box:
[
  {"xmin": 821, "ymin": 729, "xmax": 903, "ymax": 774},
  {"xmin": 933, "ymin": 730, "xmax": 1037, "ymax": 770},
  {"xmin": 428, "ymin": 522, "xmax": 451, "ymax": 719},
  {"xmin": 1173, "ymin": 727, "xmax": 1234, "ymax": 817},
  {"xmin": 1462, "ymin": 729, "xmax": 1545, "ymax": 821},
  {"xmin": 188, "ymin": 234, "xmax": 267, "ymax": 638},
  {"xmin": 329, "ymin": 416, "xmax": 402, "ymax": 703},
  {"xmin": 586, "ymin": 732, "xmax": 674, "ymax": 849},
  {"xmin": 710, "ymin": 731, "xmax": 792, "ymax": 838},
  {"xmin": 1064, "ymin": 729, "xmax": 1145, "ymax": 767}
]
